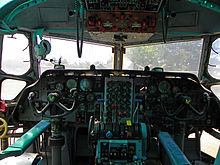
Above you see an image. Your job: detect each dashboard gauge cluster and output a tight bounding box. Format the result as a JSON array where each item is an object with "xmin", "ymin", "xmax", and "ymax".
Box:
[
  {"xmin": 75, "ymin": 91, "xmax": 102, "ymax": 124},
  {"xmin": 104, "ymin": 77, "xmax": 133, "ymax": 123},
  {"xmin": 43, "ymin": 76, "xmax": 103, "ymax": 124},
  {"xmin": 20, "ymin": 70, "xmax": 213, "ymax": 129}
]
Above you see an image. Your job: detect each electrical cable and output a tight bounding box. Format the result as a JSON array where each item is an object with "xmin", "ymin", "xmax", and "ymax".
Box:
[
  {"xmin": 161, "ymin": 9, "xmax": 166, "ymax": 43},
  {"xmin": 132, "ymin": 102, "xmax": 139, "ymax": 122},
  {"xmin": 161, "ymin": 7, "xmax": 168, "ymax": 43},
  {"xmin": 75, "ymin": 3, "xmax": 84, "ymax": 58}
]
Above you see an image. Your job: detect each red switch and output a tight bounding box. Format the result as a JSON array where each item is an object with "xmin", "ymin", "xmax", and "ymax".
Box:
[
  {"xmin": 142, "ymin": 22, "xmax": 146, "ymax": 28},
  {"xmin": 88, "ymin": 21, "xmax": 95, "ymax": 26},
  {"xmin": 121, "ymin": 15, "xmax": 124, "ymax": 20},
  {"xmin": 127, "ymin": 131, "xmax": 132, "ymax": 137},
  {"xmin": 98, "ymin": 20, "xmax": 101, "ymax": 26},
  {"xmin": 0, "ymin": 101, "xmax": 7, "ymax": 113}
]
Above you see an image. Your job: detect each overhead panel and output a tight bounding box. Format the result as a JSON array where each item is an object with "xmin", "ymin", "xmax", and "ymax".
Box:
[
  {"xmin": 84, "ymin": 0, "xmax": 164, "ymax": 34},
  {"xmin": 87, "ymin": 11, "xmax": 157, "ymax": 33},
  {"xmin": 83, "ymin": 0, "xmax": 164, "ymax": 44}
]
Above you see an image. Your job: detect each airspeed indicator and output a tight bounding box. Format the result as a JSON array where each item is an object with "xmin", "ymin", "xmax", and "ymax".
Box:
[
  {"xmin": 66, "ymin": 79, "xmax": 77, "ymax": 89},
  {"xmin": 158, "ymin": 80, "xmax": 171, "ymax": 94}
]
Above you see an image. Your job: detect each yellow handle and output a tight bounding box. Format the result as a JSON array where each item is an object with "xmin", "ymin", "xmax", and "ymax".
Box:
[{"xmin": 0, "ymin": 118, "xmax": 7, "ymax": 139}]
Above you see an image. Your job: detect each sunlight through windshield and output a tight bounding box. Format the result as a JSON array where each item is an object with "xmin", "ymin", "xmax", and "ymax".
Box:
[
  {"xmin": 40, "ymin": 37, "xmax": 113, "ymax": 73},
  {"xmin": 0, "ymin": 0, "xmax": 14, "ymax": 8},
  {"xmin": 124, "ymin": 39, "xmax": 203, "ymax": 75}
]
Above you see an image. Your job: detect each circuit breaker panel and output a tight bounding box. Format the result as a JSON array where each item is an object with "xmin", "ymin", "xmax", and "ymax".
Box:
[{"xmin": 104, "ymin": 77, "xmax": 133, "ymax": 123}]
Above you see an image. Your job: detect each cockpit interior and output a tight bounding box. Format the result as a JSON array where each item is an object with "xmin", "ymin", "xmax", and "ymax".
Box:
[{"xmin": 0, "ymin": 0, "xmax": 220, "ymax": 165}]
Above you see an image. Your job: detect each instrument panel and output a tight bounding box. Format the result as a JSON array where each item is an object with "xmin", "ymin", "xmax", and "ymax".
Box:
[
  {"xmin": 85, "ymin": 0, "xmax": 161, "ymax": 33},
  {"xmin": 17, "ymin": 70, "xmax": 212, "ymax": 128}
]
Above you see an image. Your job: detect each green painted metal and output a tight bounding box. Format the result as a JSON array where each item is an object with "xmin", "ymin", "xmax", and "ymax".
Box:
[
  {"xmin": 4, "ymin": 0, "xmax": 48, "ymax": 23},
  {"xmin": 158, "ymin": 132, "xmax": 191, "ymax": 165},
  {"xmin": 168, "ymin": 31, "xmax": 202, "ymax": 36},
  {"xmin": 214, "ymin": 147, "xmax": 220, "ymax": 165},
  {"xmin": 0, "ymin": 120, "xmax": 51, "ymax": 160},
  {"xmin": 0, "ymin": 20, "xmax": 17, "ymax": 33},
  {"xmin": 0, "ymin": 29, "xmax": 13, "ymax": 34},
  {"xmin": 33, "ymin": 28, "xmax": 44, "ymax": 42},
  {"xmin": 186, "ymin": 0, "xmax": 220, "ymax": 13}
]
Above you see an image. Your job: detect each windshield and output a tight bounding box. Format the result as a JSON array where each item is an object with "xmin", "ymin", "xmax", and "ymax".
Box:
[
  {"xmin": 40, "ymin": 37, "xmax": 203, "ymax": 74},
  {"xmin": 0, "ymin": 0, "xmax": 14, "ymax": 8},
  {"xmin": 40, "ymin": 37, "xmax": 113, "ymax": 73},
  {"xmin": 124, "ymin": 39, "xmax": 203, "ymax": 75},
  {"xmin": 208, "ymin": 38, "xmax": 220, "ymax": 79}
]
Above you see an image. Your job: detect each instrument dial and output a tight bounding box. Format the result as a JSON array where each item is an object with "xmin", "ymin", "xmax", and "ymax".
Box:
[
  {"xmin": 158, "ymin": 80, "xmax": 171, "ymax": 94},
  {"xmin": 66, "ymin": 79, "xmax": 77, "ymax": 89},
  {"xmin": 56, "ymin": 83, "xmax": 64, "ymax": 91},
  {"xmin": 86, "ymin": 93, "xmax": 95, "ymax": 102},
  {"xmin": 80, "ymin": 79, "xmax": 93, "ymax": 91}
]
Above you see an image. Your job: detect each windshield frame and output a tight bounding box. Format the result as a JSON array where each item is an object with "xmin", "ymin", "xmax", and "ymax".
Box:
[{"xmin": 198, "ymin": 34, "xmax": 220, "ymax": 88}]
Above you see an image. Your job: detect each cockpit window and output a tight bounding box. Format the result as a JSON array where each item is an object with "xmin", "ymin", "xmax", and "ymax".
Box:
[
  {"xmin": 0, "ymin": 0, "xmax": 14, "ymax": 9},
  {"xmin": 208, "ymin": 38, "xmax": 220, "ymax": 79},
  {"xmin": 1, "ymin": 79, "xmax": 26, "ymax": 100},
  {"xmin": 40, "ymin": 37, "xmax": 113, "ymax": 73},
  {"xmin": 124, "ymin": 39, "xmax": 203, "ymax": 75},
  {"xmin": 1, "ymin": 34, "xmax": 30, "ymax": 75}
]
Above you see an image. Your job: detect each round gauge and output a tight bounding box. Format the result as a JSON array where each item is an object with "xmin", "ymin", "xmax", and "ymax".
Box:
[
  {"xmin": 86, "ymin": 93, "xmax": 95, "ymax": 102},
  {"xmin": 66, "ymin": 79, "xmax": 77, "ymax": 89},
  {"xmin": 80, "ymin": 79, "xmax": 93, "ymax": 91},
  {"xmin": 158, "ymin": 80, "xmax": 171, "ymax": 94},
  {"xmin": 79, "ymin": 103, "xmax": 86, "ymax": 111},
  {"xmin": 172, "ymin": 86, "xmax": 180, "ymax": 94},
  {"xmin": 56, "ymin": 83, "xmax": 64, "ymax": 91},
  {"xmin": 148, "ymin": 85, "xmax": 157, "ymax": 94}
]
